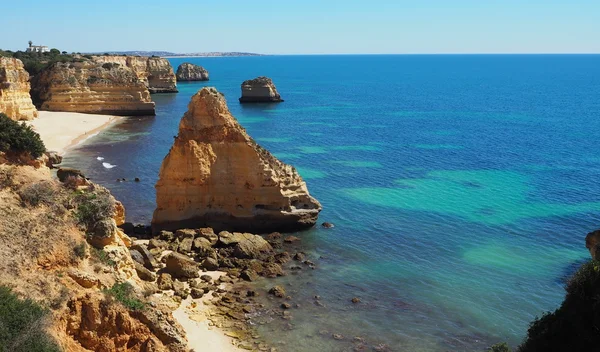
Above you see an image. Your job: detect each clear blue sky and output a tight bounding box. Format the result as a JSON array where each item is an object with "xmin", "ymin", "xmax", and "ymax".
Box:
[{"xmin": 3, "ymin": 0, "xmax": 599, "ymax": 54}]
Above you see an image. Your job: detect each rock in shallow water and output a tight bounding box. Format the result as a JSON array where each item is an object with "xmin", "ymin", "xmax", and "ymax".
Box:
[
  {"xmin": 176, "ymin": 63, "xmax": 209, "ymax": 81},
  {"xmin": 238, "ymin": 76, "xmax": 283, "ymax": 103},
  {"xmin": 151, "ymin": 87, "xmax": 321, "ymax": 233}
]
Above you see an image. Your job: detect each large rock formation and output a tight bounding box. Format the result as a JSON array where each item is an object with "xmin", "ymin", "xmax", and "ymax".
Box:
[
  {"xmin": 31, "ymin": 60, "xmax": 156, "ymax": 116},
  {"xmin": 152, "ymin": 87, "xmax": 321, "ymax": 233},
  {"xmin": 93, "ymin": 56, "xmax": 178, "ymax": 93},
  {"xmin": 239, "ymin": 76, "xmax": 283, "ymax": 103},
  {"xmin": 176, "ymin": 63, "xmax": 209, "ymax": 81},
  {"xmin": 0, "ymin": 57, "xmax": 38, "ymax": 120}
]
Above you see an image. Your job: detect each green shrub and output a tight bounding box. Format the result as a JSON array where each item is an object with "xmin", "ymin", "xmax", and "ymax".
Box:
[
  {"xmin": 18, "ymin": 181, "xmax": 56, "ymax": 207},
  {"xmin": 104, "ymin": 282, "xmax": 145, "ymax": 311},
  {"xmin": 489, "ymin": 342, "xmax": 511, "ymax": 352},
  {"xmin": 0, "ymin": 286, "xmax": 60, "ymax": 352},
  {"xmin": 73, "ymin": 242, "xmax": 87, "ymax": 259},
  {"xmin": 90, "ymin": 247, "xmax": 115, "ymax": 267},
  {"xmin": 74, "ymin": 189, "xmax": 115, "ymax": 230},
  {"xmin": 518, "ymin": 260, "xmax": 600, "ymax": 352},
  {"xmin": 0, "ymin": 113, "xmax": 46, "ymax": 158}
]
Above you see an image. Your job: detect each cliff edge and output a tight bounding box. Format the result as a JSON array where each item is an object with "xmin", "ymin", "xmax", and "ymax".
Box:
[{"xmin": 0, "ymin": 57, "xmax": 38, "ymax": 121}]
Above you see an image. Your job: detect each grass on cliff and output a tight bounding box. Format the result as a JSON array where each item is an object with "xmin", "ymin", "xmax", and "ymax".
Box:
[
  {"xmin": 0, "ymin": 113, "xmax": 46, "ymax": 158},
  {"xmin": 0, "ymin": 286, "xmax": 60, "ymax": 352},
  {"xmin": 104, "ymin": 282, "xmax": 145, "ymax": 311},
  {"xmin": 0, "ymin": 49, "xmax": 81, "ymax": 76}
]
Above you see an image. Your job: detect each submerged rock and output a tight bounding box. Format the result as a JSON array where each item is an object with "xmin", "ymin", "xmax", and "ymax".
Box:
[
  {"xmin": 176, "ymin": 63, "xmax": 209, "ymax": 81},
  {"xmin": 151, "ymin": 87, "xmax": 321, "ymax": 233},
  {"xmin": 239, "ymin": 76, "xmax": 283, "ymax": 103}
]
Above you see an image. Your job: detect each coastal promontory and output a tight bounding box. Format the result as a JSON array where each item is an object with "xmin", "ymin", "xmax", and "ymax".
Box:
[
  {"xmin": 92, "ymin": 56, "xmax": 178, "ymax": 93},
  {"xmin": 239, "ymin": 76, "xmax": 283, "ymax": 103},
  {"xmin": 31, "ymin": 59, "xmax": 156, "ymax": 116},
  {"xmin": 152, "ymin": 87, "xmax": 321, "ymax": 233},
  {"xmin": 176, "ymin": 63, "xmax": 209, "ymax": 81},
  {"xmin": 0, "ymin": 57, "xmax": 38, "ymax": 120}
]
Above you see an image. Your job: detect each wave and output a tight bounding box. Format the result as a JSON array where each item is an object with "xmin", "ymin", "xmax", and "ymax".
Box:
[
  {"xmin": 102, "ymin": 162, "xmax": 116, "ymax": 169},
  {"xmin": 97, "ymin": 156, "xmax": 105, "ymax": 161}
]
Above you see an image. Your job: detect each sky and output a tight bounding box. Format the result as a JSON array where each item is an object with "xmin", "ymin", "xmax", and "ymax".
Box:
[{"xmin": 3, "ymin": 0, "xmax": 599, "ymax": 54}]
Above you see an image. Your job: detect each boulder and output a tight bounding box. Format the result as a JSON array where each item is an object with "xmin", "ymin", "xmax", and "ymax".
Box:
[
  {"xmin": 134, "ymin": 262, "xmax": 156, "ymax": 282},
  {"xmin": 178, "ymin": 237, "xmax": 193, "ymax": 253},
  {"xmin": 200, "ymin": 257, "xmax": 219, "ymax": 271},
  {"xmin": 175, "ymin": 229, "xmax": 196, "ymax": 240},
  {"xmin": 585, "ymin": 229, "xmax": 600, "ymax": 260},
  {"xmin": 148, "ymin": 239, "xmax": 169, "ymax": 251},
  {"xmin": 131, "ymin": 244, "xmax": 159, "ymax": 270},
  {"xmin": 240, "ymin": 270, "xmax": 259, "ymax": 282},
  {"xmin": 176, "ymin": 63, "xmax": 209, "ymax": 81},
  {"xmin": 268, "ymin": 285, "xmax": 286, "ymax": 298},
  {"xmin": 129, "ymin": 249, "xmax": 145, "ymax": 266},
  {"xmin": 219, "ymin": 231, "xmax": 253, "ymax": 246},
  {"xmin": 232, "ymin": 235, "xmax": 273, "ymax": 259},
  {"xmin": 57, "ymin": 167, "xmax": 87, "ymax": 185},
  {"xmin": 172, "ymin": 280, "xmax": 188, "ymax": 298},
  {"xmin": 192, "ymin": 237, "xmax": 213, "ymax": 257},
  {"xmin": 238, "ymin": 76, "xmax": 284, "ymax": 103},
  {"xmin": 157, "ymin": 273, "xmax": 173, "ymax": 291},
  {"xmin": 197, "ymin": 227, "xmax": 218, "ymax": 245},
  {"xmin": 68, "ymin": 269, "xmax": 99, "ymax": 288},
  {"xmin": 45, "ymin": 151, "xmax": 62, "ymax": 167},
  {"xmin": 262, "ymin": 262, "xmax": 284, "ymax": 278},
  {"xmin": 151, "ymin": 87, "xmax": 321, "ymax": 234},
  {"xmin": 164, "ymin": 252, "xmax": 199, "ymax": 279}
]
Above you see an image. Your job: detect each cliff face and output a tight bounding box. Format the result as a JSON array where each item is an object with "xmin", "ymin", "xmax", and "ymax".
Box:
[
  {"xmin": 152, "ymin": 87, "xmax": 321, "ymax": 233},
  {"xmin": 239, "ymin": 76, "xmax": 283, "ymax": 103},
  {"xmin": 31, "ymin": 60, "xmax": 156, "ymax": 116},
  {"xmin": 93, "ymin": 56, "xmax": 178, "ymax": 93},
  {"xmin": 176, "ymin": 63, "xmax": 209, "ymax": 81},
  {"xmin": 0, "ymin": 57, "xmax": 38, "ymax": 120}
]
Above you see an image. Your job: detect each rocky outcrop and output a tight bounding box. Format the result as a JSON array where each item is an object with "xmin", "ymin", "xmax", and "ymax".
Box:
[
  {"xmin": 239, "ymin": 76, "xmax": 283, "ymax": 103},
  {"xmin": 585, "ymin": 230, "xmax": 600, "ymax": 260},
  {"xmin": 176, "ymin": 63, "xmax": 209, "ymax": 81},
  {"xmin": 152, "ymin": 87, "xmax": 321, "ymax": 233},
  {"xmin": 31, "ymin": 60, "xmax": 156, "ymax": 116},
  {"xmin": 92, "ymin": 56, "xmax": 178, "ymax": 93},
  {"xmin": 0, "ymin": 57, "xmax": 38, "ymax": 120}
]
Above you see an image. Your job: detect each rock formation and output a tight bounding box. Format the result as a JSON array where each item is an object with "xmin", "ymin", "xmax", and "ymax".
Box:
[
  {"xmin": 0, "ymin": 57, "xmax": 38, "ymax": 120},
  {"xmin": 92, "ymin": 56, "xmax": 178, "ymax": 93},
  {"xmin": 176, "ymin": 63, "xmax": 209, "ymax": 81},
  {"xmin": 152, "ymin": 87, "xmax": 320, "ymax": 233},
  {"xmin": 31, "ymin": 60, "xmax": 156, "ymax": 116},
  {"xmin": 239, "ymin": 76, "xmax": 283, "ymax": 103}
]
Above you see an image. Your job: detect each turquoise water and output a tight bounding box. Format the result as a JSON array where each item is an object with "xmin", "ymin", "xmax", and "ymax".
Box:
[{"xmin": 62, "ymin": 55, "xmax": 600, "ymax": 351}]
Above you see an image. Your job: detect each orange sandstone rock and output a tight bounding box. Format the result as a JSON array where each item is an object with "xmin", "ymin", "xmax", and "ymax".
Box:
[
  {"xmin": 152, "ymin": 87, "xmax": 321, "ymax": 233},
  {"xmin": 0, "ymin": 57, "xmax": 38, "ymax": 120}
]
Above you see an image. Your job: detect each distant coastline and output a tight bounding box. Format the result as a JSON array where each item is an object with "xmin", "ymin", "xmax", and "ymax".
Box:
[{"xmin": 88, "ymin": 51, "xmax": 264, "ymax": 57}]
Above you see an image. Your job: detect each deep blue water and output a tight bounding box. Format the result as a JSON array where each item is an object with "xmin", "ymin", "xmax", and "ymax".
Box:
[{"xmin": 63, "ymin": 55, "xmax": 600, "ymax": 351}]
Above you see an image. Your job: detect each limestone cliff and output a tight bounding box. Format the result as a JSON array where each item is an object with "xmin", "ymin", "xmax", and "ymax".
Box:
[
  {"xmin": 31, "ymin": 60, "xmax": 156, "ymax": 116},
  {"xmin": 93, "ymin": 56, "xmax": 178, "ymax": 93},
  {"xmin": 152, "ymin": 87, "xmax": 321, "ymax": 233},
  {"xmin": 239, "ymin": 76, "xmax": 283, "ymax": 103},
  {"xmin": 0, "ymin": 57, "xmax": 38, "ymax": 120},
  {"xmin": 176, "ymin": 63, "xmax": 209, "ymax": 81}
]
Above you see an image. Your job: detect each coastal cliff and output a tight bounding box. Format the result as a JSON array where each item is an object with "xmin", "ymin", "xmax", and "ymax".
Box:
[
  {"xmin": 31, "ymin": 60, "xmax": 156, "ymax": 116},
  {"xmin": 152, "ymin": 87, "xmax": 321, "ymax": 233},
  {"xmin": 0, "ymin": 57, "xmax": 38, "ymax": 120},
  {"xmin": 176, "ymin": 63, "xmax": 209, "ymax": 81},
  {"xmin": 239, "ymin": 77, "xmax": 283, "ymax": 103},
  {"xmin": 92, "ymin": 56, "xmax": 178, "ymax": 93}
]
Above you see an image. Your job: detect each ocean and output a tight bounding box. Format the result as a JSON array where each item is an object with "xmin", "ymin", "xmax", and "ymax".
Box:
[{"xmin": 62, "ymin": 54, "xmax": 600, "ymax": 351}]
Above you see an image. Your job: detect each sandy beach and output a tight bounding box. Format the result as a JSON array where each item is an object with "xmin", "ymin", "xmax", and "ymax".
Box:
[{"xmin": 27, "ymin": 111, "xmax": 122, "ymax": 155}]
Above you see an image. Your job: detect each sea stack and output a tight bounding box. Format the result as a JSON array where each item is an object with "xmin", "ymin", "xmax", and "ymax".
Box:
[
  {"xmin": 152, "ymin": 87, "xmax": 321, "ymax": 233},
  {"xmin": 31, "ymin": 60, "xmax": 156, "ymax": 116},
  {"xmin": 0, "ymin": 57, "xmax": 38, "ymax": 120},
  {"xmin": 176, "ymin": 63, "xmax": 209, "ymax": 81},
  {"xmin": 239, "ymin": 76, "xmax": 283, "ymax": 103}
]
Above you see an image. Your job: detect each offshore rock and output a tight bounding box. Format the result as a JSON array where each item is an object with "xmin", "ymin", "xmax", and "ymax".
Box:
[
  {"xmin": 31, "ymin": 60, "xmax": 155, "ymax": 116},
  {"xmin": 176, "ymin": 63, "xmax": 209, "ymax": 81},
  {"xmin": 152, "ymin": 87, "xmax": 321, "ymax": 233},
  {"xmin": 0, "ymin": 57, "xmax": 38, "ymax": 120},
  {"xmin": 92, "ymin": 56, "xmax": 178, "ymax": 93},
  {"xmin": 239, "ymin": 76, "xmax": 283, "ymax": 103}
]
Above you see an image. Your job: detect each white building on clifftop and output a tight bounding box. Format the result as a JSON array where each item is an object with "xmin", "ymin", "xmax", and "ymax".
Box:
[{"xmin": 26, "ymin": 41, "xmax": 49, "ymax": 53}]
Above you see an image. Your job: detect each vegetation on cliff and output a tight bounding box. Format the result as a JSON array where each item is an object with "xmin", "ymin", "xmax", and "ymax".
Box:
[
  {"xmin": 0, "ymin": 49, "xmax": 80, "ymax": 76},
  {"xmin": 0, "ymin": 286, "xmax": 60, "ymax": 352},
  {"xmin": 0, "ymin": 113, "xmax": 46, "ymax": 158}
]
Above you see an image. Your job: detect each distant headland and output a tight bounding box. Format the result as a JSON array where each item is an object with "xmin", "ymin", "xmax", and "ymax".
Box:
[{"xmin": 89, "ymin": 51, "xmax": 264, "ymax": 57}]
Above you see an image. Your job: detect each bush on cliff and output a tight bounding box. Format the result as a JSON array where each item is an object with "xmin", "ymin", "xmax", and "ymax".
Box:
[
  {"xmin": 74, "ymin": 187, "xmax": 115, "ymax": 231},
  {"xmin": 0, "ymin": 113, "xmax": 46, "ymax": 158},
  {"xmin": 0, "ymin": 286, "xmax": 60, "ymax": 352},
  {"xmin": 517, "ymin": 260, "xmax": 600, "ymax": 352}
]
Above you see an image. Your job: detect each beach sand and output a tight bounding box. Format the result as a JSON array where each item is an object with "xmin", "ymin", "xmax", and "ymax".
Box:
[{"xmin": 27, "ymin": 111, "xmax": 122, "ymax": 155}]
